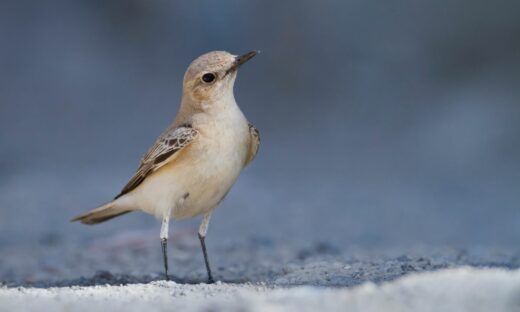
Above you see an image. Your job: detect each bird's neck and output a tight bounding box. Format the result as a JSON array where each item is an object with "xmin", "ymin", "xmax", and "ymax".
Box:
[{"xmin": 174, "ymin": 91, "xmax": 244, "ymax": 127}]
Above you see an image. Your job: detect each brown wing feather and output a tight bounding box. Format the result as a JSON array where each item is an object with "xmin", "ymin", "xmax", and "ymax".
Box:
[
  {"xmin": 245, "ymin": 123, "xmax": 260, "ymax": 167},
  {"xmin": 115, "ymin": 125, "xmax": 198, "ymax": 199}
]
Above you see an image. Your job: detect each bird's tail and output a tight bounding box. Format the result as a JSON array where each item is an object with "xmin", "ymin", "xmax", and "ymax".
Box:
[{"xmin": 71, "ymin": 200, "xmax": 132, "ymax": 225}]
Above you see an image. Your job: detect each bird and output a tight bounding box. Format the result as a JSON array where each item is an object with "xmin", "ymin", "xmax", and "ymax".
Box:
[{"xmin": 72, "ymin": 51, "xmax": 260, "ymax": 283}]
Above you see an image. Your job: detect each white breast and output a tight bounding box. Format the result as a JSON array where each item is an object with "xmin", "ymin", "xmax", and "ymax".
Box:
[
  {"xmin": 128, "ymin": 104, "xmax": 250, "ymax": 220},
  {"xmin": 174, "ymin": 106, "xmax": 250, "ymax": 218}
]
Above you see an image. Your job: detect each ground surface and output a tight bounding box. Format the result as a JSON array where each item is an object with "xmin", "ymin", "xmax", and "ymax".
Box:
[
  {"xmin": 1, "ymin": 228, "xmax": 520, "ymax": 311},
  {"xmin": 2, "ymin": 267, "xmax": 520, "ymax": 312},
  {"xmin": 2, "ymin": 226, "xmax": 520, "ymax": 288}
]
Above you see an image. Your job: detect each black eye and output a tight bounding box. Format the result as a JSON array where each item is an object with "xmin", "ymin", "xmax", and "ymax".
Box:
[{"xmin": 202, "ymin": 73, "xmax": 216, "ymax": 83}]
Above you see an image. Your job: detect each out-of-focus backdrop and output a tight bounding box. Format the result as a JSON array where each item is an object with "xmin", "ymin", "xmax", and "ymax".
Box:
[{"xmin": 1, "ymin": 0, "xmax": 519, "ymax": 255}]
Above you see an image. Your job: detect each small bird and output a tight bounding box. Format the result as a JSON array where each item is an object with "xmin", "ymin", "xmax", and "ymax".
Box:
[{"xmin": 72, "ymin": 51, "xmax": 260, "ymax": 283}]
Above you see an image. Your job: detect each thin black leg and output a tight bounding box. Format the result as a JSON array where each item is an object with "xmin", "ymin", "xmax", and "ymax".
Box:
[
  {"xmin": 198, "ymin": 233, "xmax": 214, "ymax": 283},
  {"xmin": 161, "ymin": 238, "xmax": 169, "ymax": 281}
]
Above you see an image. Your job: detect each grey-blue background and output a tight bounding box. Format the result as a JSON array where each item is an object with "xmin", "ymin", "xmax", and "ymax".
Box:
[{"xmin": 1, "ymin": 0, "xmax": 519, "ymax": 253}]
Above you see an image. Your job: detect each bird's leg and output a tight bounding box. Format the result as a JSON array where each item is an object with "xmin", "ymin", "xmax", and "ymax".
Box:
[
  {"xmin": 160, "ymin": 207, "xmax": 172, "ymax": 281},
  {"xmin": 198, "ymin": 212, "xmax": 214, "ymax": 283}
]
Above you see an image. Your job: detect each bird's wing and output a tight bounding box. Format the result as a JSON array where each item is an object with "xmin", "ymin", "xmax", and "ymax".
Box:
[
  {"xmin": 115, "ymin": 125, "xmax": 198, "ymax": 199},
  {"xmin": 245, "ymin": 123, "xmax": 260, "ymax": 167}
]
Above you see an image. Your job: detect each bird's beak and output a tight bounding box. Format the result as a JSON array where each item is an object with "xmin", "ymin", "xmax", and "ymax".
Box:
[{"xmin": 227, "ymin": 51, "xmax": 258, "ymax": 74}]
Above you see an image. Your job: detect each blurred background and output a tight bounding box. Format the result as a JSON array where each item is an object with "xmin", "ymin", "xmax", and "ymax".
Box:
[{"xmin": 1, "ymin": 0, "xmax": 519, "ymax": 258}]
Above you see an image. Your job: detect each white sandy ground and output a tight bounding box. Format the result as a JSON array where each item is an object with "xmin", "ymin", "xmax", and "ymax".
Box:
[{"xmin": 1, "ymin": 267, "xmax": 520, "ymax": 312}]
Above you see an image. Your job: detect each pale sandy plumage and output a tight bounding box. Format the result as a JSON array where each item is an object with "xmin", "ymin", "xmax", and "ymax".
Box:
[{"xmin": 72, "ymin": 50, "xmax": 260, "ymax": 282}]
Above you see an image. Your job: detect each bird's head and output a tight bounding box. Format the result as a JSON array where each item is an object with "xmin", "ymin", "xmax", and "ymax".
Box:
[{"xmin": 182, "ymin": 51, "xmax": 257, "ymax": 106}]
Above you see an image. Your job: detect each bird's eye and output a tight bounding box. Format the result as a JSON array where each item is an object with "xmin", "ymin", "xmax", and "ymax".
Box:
[{"xmin": 201, "ymin": 73, "xmax": 216, "ymax": 83}]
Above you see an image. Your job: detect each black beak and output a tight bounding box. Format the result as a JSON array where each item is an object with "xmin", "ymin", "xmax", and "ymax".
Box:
[{"xmin": 227, "ymin": 51, "xmax": 258, "ymax": 74}]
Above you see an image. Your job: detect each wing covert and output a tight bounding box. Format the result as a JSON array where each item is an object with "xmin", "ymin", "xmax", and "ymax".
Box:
[
  {"xmin": 245, "ymin": 123, "xmax": 260, "ymax": 167},
  {"xmin": 115, "ymin": 125, "xmax": 198, "ymax": 199}
]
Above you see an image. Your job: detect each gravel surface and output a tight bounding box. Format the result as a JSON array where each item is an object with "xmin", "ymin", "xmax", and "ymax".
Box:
[{"xmin": 1, "ymin": 226, "xmax": 519, "ymax": 288}]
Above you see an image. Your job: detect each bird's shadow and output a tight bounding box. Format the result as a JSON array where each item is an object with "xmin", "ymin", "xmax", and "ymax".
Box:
[{"xmin": 3, "ymin": 271, "xmax": 247, "ymax": 288}]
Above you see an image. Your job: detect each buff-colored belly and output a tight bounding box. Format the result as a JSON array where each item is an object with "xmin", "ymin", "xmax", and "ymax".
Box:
[{"xmin": 129, "ymin": 130, "xmax": 248, "ymax": 220}]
